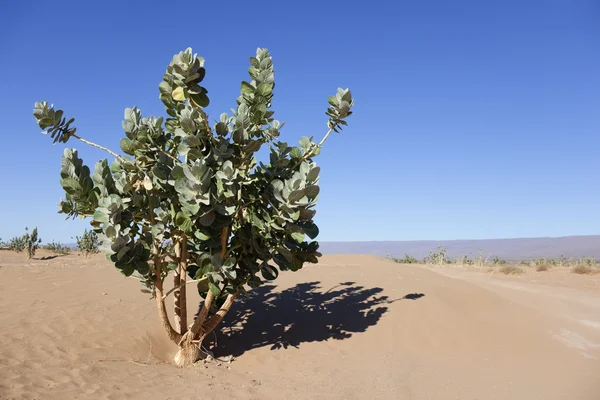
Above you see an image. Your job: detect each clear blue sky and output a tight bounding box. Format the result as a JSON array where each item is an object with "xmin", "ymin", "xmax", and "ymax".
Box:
[{"xmin": 1, "ymin": 0, "xmax": 598, "ymax": 243}]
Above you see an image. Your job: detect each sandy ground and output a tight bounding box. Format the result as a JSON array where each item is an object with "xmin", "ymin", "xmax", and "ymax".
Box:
[{"xmin": 1, "ymin": 250, "xmax": 599, "ymax": 400}]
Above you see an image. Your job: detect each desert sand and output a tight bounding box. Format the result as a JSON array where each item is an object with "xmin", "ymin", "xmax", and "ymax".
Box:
[{"xmin": 1, "ymin": 250, "xmax": 599, "ymax": 400}]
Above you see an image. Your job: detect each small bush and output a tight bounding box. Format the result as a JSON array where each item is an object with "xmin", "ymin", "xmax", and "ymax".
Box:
[
  {"xmin": 422, "ymin": 245, "xmax": 446, "ymax": 266},
  {"xmin": 8, "ymin": 236, "xmax": 26, "ymax": 253},
  {"xmin": 492, "ymin": 256, "xmax": 507, "ymax": 265},
  {"xmin": 571, "ymin": 265, "xmax": 598, "ymax": 275},
  {"xmin": 44, "ymin": 241, "xmax": 71, "ymax": 255},
  {"xmin": 76, "ymin": 229, "xmax": 100, "ymax": 257},
  {"xmin": 498, "ymin": 265, "xmax": 523, "ymax": 275},
  {"xmin": 535, "ymin": 264, "xmax": 549, "ymax": 272},
  {"xmin": 389, "ymin": 253, "xmax": 419, "ymax": 264},
  {"xmin": 8, "ymin": 228, "xmax": 41, "ymax": 258}
]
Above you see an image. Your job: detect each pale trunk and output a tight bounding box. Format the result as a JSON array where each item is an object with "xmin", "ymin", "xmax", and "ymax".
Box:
[{"xmin": 173, "ymin": 227, "xmax": 236, "ymax": 367}]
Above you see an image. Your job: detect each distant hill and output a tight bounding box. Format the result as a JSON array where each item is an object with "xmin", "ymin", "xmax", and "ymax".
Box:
[{"xmin": 319, "ymin": 235, "xmax": 600, "ymax": 261}]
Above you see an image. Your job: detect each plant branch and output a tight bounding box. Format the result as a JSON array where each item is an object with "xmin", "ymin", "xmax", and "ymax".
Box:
[
  {"xmin": 153, "ymin": 248, "xmax": 182, "ymax": 344},
  {"xmin": 179, "ymin": 235, "xmax": 188, "ymax": 333},
  {"xmin": 162, "ymin": 278, "xmax": 207, "ymax": 300},
  {"xmin": 318, "ymin": 127, "xmax": 334, "ymax": 147},
  {"xmin": 184, "ymin": 290, "xmax": 214, "ymax": 344},
  {"xmin": 201, "ymin": 293, "xmax": 238, "ymax": 338},
  {"xmin": 72, "ymin": 134, "xmax": 126, "ymax": 163}
]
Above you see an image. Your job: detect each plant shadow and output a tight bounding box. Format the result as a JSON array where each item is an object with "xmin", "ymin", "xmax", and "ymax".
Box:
[
  {"xmin": 39, "ymin": 254, "xmax": 69, "ymax": 260},
  {"xmin": 214, "ymin": 281, "xmax": 421, "ymax": 357}
]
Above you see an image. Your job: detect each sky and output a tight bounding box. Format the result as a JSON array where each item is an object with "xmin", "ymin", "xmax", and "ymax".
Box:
[{"xmin": 0, "ymin": 0, "xmax": 599, "ymax": 243}]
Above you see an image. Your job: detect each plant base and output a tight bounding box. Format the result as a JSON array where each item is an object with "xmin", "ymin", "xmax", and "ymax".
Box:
[{"xmin": 174, "ymin": 342, "xmax": 202, "ymax": 367}]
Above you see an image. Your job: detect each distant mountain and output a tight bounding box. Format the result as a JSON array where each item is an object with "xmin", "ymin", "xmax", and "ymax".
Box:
[{"xmin": 319, "ymin": 235, "xmax": 600, "ymax": 261}]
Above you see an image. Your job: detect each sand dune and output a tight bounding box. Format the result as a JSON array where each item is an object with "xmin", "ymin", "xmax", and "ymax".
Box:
[{"xmin": 1, "ymin": 250, "xmax": 599, "ymax": 399}]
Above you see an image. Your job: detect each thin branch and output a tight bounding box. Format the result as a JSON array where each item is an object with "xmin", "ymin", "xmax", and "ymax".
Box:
[
  {"xmin": 159, "ymin": 149, "xmax": 180, "ymax": 163},
  {"xmin": 220, "ymin": 226, "xmax": 228, "ymax": 259},
  {"xmin": 72, "ymin": 134, "xmax": 126, "ymax": 163},
  {"xmin": 162, "ymin": 278, "xmax": 206, "ymax": 300},
  {"xmin": 318, "ymin": 127, "xmax": 334, "ymax": 147}
]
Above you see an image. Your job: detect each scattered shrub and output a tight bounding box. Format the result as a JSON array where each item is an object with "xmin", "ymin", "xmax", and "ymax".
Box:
[
  {"xmin": 7, "ymin": 228, "xmax": 41, "ymax": 258},
  {"xmin": 423, "ymin": 245, "xmax": 447, "ymax": 265},
  {"xmin": 389, "ymin": 254, "xmax": 419, "ymax": 264},
  {"xmin": 535, "ymin": 264, "xmax": 549, "ymax": 272},
  {"xmin": 492, "ymin": 256, "xmax": 507, "ymax": 265},
  {"xmin": 76, "ymin": 229, "xmax": 100, "ymax": 258},
  {"xmin": 8, "ymin": 236, "xmax": 26, "ymax": 253},
  {"xmin": 498, "ymin": 265, "xmax": 523, "ymax": 275},
  {"xmin": 571, "ymin": 265, "xmax": 598, "ymax": 275},
  {"xmin": 44, "ymin": 241, "xmax": 71, "ymax": 255},
  {"xmin": 23, "ymin": 227, "xmax": 41, "ymax": 259}
]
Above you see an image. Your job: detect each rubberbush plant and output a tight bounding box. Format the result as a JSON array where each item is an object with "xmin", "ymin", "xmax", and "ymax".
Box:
[
  {"xmin": 33, "ymin": 47, "xmax": 353, "ymax": 366},
  {"xmin": 76, "ymin": 229, "xmax": 100, "ymax": 257},
  {"xmin": 23, "ymin": 227, "xmax": 41, "ymax": 259}
]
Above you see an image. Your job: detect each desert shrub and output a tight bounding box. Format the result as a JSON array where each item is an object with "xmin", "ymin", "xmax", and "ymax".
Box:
[
  {"xmin": 571, "ymin": 265, "xmax": 598, "ymax": 275},
  {"xmin": 389, "ymin": 253, "xmax": 419, "ymax": 264},
  {"xmin": 578, "ymin": 257, "xmax": 596, "ymax": 267},
  {"xmin": 23, "ymin": 227, "xmax": 41, "ymax": 259},
  {"xmin": 76, "ymin": 229, "xmax": 100, "ymax": 257},
  {"xmin": 423, "ymin": 245, "xmax": 446, "ymax": 265},
  {"xmin": 44, "ymin": 241, "xmax": 71, "ymax": 255},
  {"xmin": 33, "ymin": 47, "xmax": 353, "ymax": 366},
  {"xmin": 474, "ymin": 249, "xmax": 488, "ymax": 267},
  {"xmin": 498, "ymin": 265, "xmax": 523, "ymax": 275},
  {"xmin": 8, "ymin": 228, "xmax": 41, "ymax": 258},
  {"xmin": 8, "ymin": 236, "xmax": 26, "ymax": 252},
  {"xmin": 535, "ymin": 264, "xmax": 549, "ymax": 272},
  {"xmin": 492, "ymin": 256, "xmax": 507, "ymax": 265}
]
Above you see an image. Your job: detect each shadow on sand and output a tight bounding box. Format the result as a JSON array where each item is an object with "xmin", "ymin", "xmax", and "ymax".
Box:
[
  {"xmin": 39, "ymin": 254, "xmax": 69, "ymax": 260},
  {"xmin": 214, "ymin": 281, "xmax": 425, "ymax": 357}
]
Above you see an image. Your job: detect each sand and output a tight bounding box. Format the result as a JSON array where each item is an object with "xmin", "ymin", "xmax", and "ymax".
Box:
[{"xmin": 1, "ymin": 250, "xmax": 599, "ymax": 400}]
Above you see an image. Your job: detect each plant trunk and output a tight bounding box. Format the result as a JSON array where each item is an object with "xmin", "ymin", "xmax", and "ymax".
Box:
[
  {"xmin": 178, "ymin": 237, "xmax": 188, "ymax": 333},
  {"xmin": 173, "ymin": 292, "xmax": 238, "ymax": 367},
  {"xmin": 172, "ymin": 237, "xmax": 189, "ymax": 336},
  {"xmin": 172, "ymin": 227, "xmax": 233, "ymax": 367},
  {"xmin": 151, "ymin": 246, "xmax": 181, "ymax": 344},
  {"xmin": 155, "ymin": 282, "xmax": 182, "ymax": 344}
]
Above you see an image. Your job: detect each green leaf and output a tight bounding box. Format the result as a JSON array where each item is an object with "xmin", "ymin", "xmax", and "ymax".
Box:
[
  {"xmin": 304, "ymin": 185, "xmax": 319, "ymax": 198},
  {"xmin": 209, "ymin": 282, "xmax": 221, "ymax": 296},
  {"xmin": 61, "ymin": 177, "xmax": 83, "ymax": 194},
  {"xmin": 302, "ymin": 222, "xmax": 319, "ymax": 239},
  {"xmin": 190, "ymin": 92, "xmax": 209, "ymax": 108},
  {"xmin": 291, "ymin": 231, "xmax": 305, "ymax": 243},
  {"xmin": 241, "ymin": 81, "xmax": 255, "ymax": 95},
  {"xmin": 199, "ymin": 210, "xmax": 216, "ymax": 226},
  {"xmin": 120, "ymin": 138, "xmax": 134, "ymax": 155},
  {"xmin": 260, "ymin": 262, "xmax": 279, "ymax": 280},
  {"xmin": 290, "ymin": 147, "xmax": 302, "ymax": 159},
  {"xmin": 256, "ymin": 82, "xmax": 273, "ymax": 96},
  {"xmin": 299, "ymin": 136, "xmax": 311, "ymax": 151},
  {"xmin": 175, "ymin": 212, "xmax": 193, "ymax": 231},
  {"xmin": 194, "ymin": 230, "xmax": 211, "ymax": 240}
]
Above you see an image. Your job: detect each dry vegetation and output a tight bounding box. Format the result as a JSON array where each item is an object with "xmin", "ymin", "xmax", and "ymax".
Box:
[
  {"xmin": 571, "ymin": 265, "xmax": 599, "ymax": 275},
  {"xmin": 499, "ymin": 265, "xmax": 524, "ymax": 275},
  {"xmin": 388, "ymin": 245, "xmax": 599, "ymax": 276}
]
